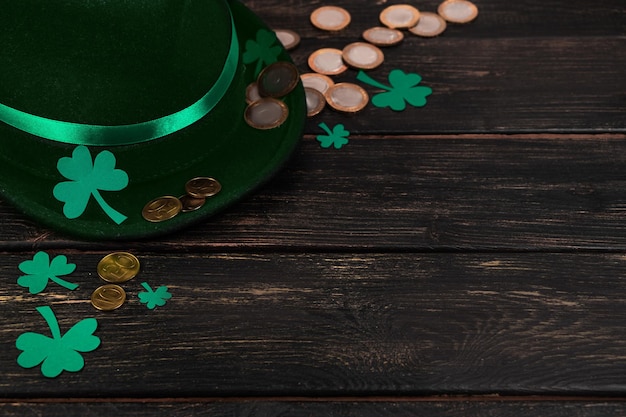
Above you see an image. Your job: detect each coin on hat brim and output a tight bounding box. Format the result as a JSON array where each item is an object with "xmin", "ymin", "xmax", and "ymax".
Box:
[
  {"xmin": 310, "ymin": 6, "xmax": 351, "ymax": 31},
  {"xmin": 142, "ymin": 196, "xmax": 182, "ymax": 223},
  {"xmin": 300, "ymin": 73, "xmax": 335, "ymax": 95},
  {"xmin": 342, "ymin": 42, "xmax": 384, "ymax": 70},
  {"xmin": 179, "ymin": 194, "xmax": 206, "ymax": 212},
  {"xmin": 362, "ymin": 26, "xmax": 405, "ymax": 47},
  {"xmin": 246, "ymin": 82, "xmax": 261, "ymax": 104},
  {"xmin": 185, "ymin": 177, "xmax": 222, "ymax": 198},
  {"xmin": 308, "ymin": 48, "xmax": 348, "ymax": 76},
  {"xmin": 97, "ymin": 252, "xmax": 140, "ymax": 283},
  {"xmin": 304, "ymin": 87, "xmax": 326, "ymax": 117},
  {"xmin": 244, "ymin": 98, "xmax": 290, "ymax": 130},
  {"xmin": 324, "ymin": 83, "xmax": 369, "ymax": 113},
  {"xmin": 257, "ymin": 61, "xmax": 300, "ymax": 98},
  {"xmin": 438, "ymin": 0, "xmax": 478, "ymax": 23},
  {"xmin": 409, "ymin": 11, "xmax": 447, "ymax": 37},
  {"xmin": 379, "ymin": 4, "xmax": 421, "ymax": 29},
  {"xmin": 274, "ymin": 29, "xmax": 301, "ymax": 50},
  {"xmin": 91, "ymin": 284, "xmax": 126, "ymax": 311}
]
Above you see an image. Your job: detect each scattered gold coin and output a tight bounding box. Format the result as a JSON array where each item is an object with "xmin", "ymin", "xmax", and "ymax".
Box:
[
  {"xmin": 257, "ymin": 61, "xmax": 300, "ymax": 98},
  {"xmin": 324, "ymin": 83, "xmax": 369, "ymax": 113},
  {"xmin": 300, "ymin": 73, "xmax": 335, "ymax": 95},
  {"xmin": 308, "ymin": 48, "xmax": 348, "ymax": 75},
  {"xmin": 244, "ymin": 98, "xmax": 290, "ymax": 130},
  {"xmin": 97, "ymin": 252, "xmax": 140, "ymax": 283},
  {"xmin": 409, "ymin": 11, "xmax": 447, "ymax": 37},
  {"xmin": 304, "ymin": 87, "xmax": 326, "ymax": 117},
  {"xmin": 379, "ymin": 4, "xmax": 421, "ymax": 29},
  {"xmin": 310, "ymin": 6, "xmax": 351, "ymax": 31},
  {"xmin": 342, "ymin": 42, "xmax": 384, "ymax": 70},
  {"xmin": 246, "ymin": 82, "xmax": 261, "ymax": 104},
  {"xmin": 91, "ymin": 284, "xmax": 126, "ymax": 311},
  {"xmin": 362, "ymin": 26, "xmax": 404, "ymax": 47},
  {"xmin": 185, "ymin": 177, "xmax": 222, "ymax": 198},
  {"xmin": 274, "ymin": 29, "xmax": 301, "ymax": 50},
  {"xmin": 179, "ymin": 194, "xmax": 206, "ymax": 212},
  {"xmin": 438, "ymin": 0, "xmax": 478, "ymax": 23},
  {"xmin": 142, "ymin": 196, "xmax": 182, "ymax": 223}
]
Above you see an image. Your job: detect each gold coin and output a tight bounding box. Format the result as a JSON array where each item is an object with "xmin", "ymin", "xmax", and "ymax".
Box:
[
  {"xmin": 409, "ymin": 12, "xmax": 447, "ymax": 37},
  {"xmin": 438, "ymin": 0, "xmax": 478, "ymax": 23},
  {"xmin": 274, "ymin": 29, "xmax": 300, "ymax": 50},
  {"xmin": 91, "ymin": 284, "xmax": 126, "ymax": 311},
  {"xmin": 245, "ymin": 82, "xmax": 261, "ymax": 104},
  {"xmin": 305, "ymin": 87, "xmax": 326, "ymax": 117},
  {"xmin": 324, "ymin": 83, "xmax": 369, "ymax": 113},
  {"xmin": 342, "ymin": 42, "xmax": 384, "ymax": 70},
  {"xmin": 97, "ymin": 252, "xmax": 140, "ymax": 283},
  {"xmin": 310, "ymin": 6, "xmax": 351, "ymax": 31},
  {"xmin": 179, "ymin": 194, "xmax": 206, "ymax": 212},
  {"xmin": 362, "ymin": 26, "xmax": 404, "ymax": 47},
  {"xmin": 244, "ymin": 98, "xmax": 289, "ymax": 130},
  {"xmin": 257, "ymin": 61, "xmax": 300, "ymax": 98},
  {"xmin": 300, "ymin": 73, "xmax": 335, "ymax": 94},
  {"xmin": 379, "ymin": 4, "xmax": 421, "ymax": 29},
  {"xmin": 185, "ymin": 177, "xmax": 222, "ymax": 198},
  {"xmin": 142, "ymin": 196, "xmax": 182, "ymax": 223},
  {"xmin": 308, "ymin": 48, "xmax": 348, "ymax": 76}
]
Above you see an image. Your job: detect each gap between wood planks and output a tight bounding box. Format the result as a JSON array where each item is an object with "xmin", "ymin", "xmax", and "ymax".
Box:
[{"xmin": 303, "ymin": 133, "xmax": 626, "ymax": 141}]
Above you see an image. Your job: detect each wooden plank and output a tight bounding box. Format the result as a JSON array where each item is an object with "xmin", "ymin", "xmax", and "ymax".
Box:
[
  {"xmin": 2, "ymin": 137, "xmax": 626, "ymax": 250},
  {"xmin": 2, "ymin": 252, "xmax": 626, "ymax": 397},
  {"xmin": 1, "ymin": 399, "xmax": 626, "ymax": 417}
]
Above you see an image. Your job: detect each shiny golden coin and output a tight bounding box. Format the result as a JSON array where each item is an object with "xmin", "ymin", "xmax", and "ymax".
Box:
[
  {"xmin": 97, "ymin": 252, "xmax": 140, "ymax": 283},
  {"xmin": 244, "ymin": 98, "xmax": 289, "ymax": 130},
  {"xmin": 274, "ymin": 29, "xmax": 301, "ymax": 50},
  {"xmin": 257, "ymin": 61, "xmax": 300, "ymax": 98},
  {"xmin": 179, "ymin": 194, "xmax": 206, "ymax": 212},
  {"xmin": 308, "ymin": 48, "xmax": 348, "ymax": 76},
  {"xmin": 380, "ymin": 4, "xmax": 420, "ymax": 29},
  {"xmin": 438, "ymin": 0, "xmax": 478, "ymax": 23},
  {"xmin": 300, "ymin": 73, "xmax": 335, "ymax": 94},
  {"xmin": 305, "ymin": 87, "xmax": 326, "ymax": 117},
  {"xmin": 245, "ymin": 82, "xmax": 261, "ymax": 104},
  {"xmin": 91, "ymin": 284, "xmax": 126, "ymax": 311},
  {"xmin": 310, "ymin": 6, "xmax": 351, "ymax": 31},
  {"xmin": 362, "ymin": 26, "xmax": 404, "ymax": 47},
  {"xmin": 185, "ymin": 177, "xmax": 222, "ymax": 198},
  {"xmin": 409, "ymin": 12, "xmax": 447, "ymax": 37},
  {"xmin": 324, "ymin": 83, "xmax": 369, "ymax": 113},
  {"xmin": 342, "ymin": 42, "xmax": 384, "ymax": 70},
  {"xmin": 142, "ymin": 196, "xmax": 182, "ymax": 223}
]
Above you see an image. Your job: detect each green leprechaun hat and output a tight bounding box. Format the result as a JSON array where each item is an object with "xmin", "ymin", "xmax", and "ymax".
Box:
[{"xmin": 0, "ymin": 0, "xmax": 305, "ymax": 240}]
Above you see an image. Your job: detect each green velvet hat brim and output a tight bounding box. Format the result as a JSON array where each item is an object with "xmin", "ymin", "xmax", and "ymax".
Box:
[{"xmin": 0, "ymin": 0, "xmax": 305, "ymax": 240}]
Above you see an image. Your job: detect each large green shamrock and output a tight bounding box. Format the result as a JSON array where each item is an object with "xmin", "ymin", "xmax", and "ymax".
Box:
[
  {"xmin": 356, "ymin": 69, "xmax": 432, "ymax": 111},
  {"xmin": 53, "ymin": 145, "xmax": 129, "ymax": 224},
  {"xmin": 17, "ymin": 251, "xmax": 78, "ymax": 294},
  {"xmin": 16, "ymin": 306, "xmax": 100, "ymax": 378},
  {"xmin": 317, "ymin": 123, "xmax": 350, "ymax": 149},
  {"xmin": 138, "ymin": 282, "xmax": 172, "ymax": 309},
  {"xmin": 242, "ymin": 29, "xmax": 282, "ymax": 76}
]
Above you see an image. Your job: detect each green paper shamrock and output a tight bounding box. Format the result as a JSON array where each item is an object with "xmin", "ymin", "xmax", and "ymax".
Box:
[
  {"xmin": 17, "ymin": 251, "xmax": 78, "ymax": 294},
  {"xmin": 356, "ymin": 69, "xmax": 432, "ymax": 111},
  {"xmin": 16, "ymin": 306, "xmax": 100, "ymax": 378},
  {"xmin": 138, "ymin": 282, "xmax": 172, "ymax": 309},
  {"xmin": 53, "ymin": 145, "xmax": 129, "ymax": 224},
  {"xmin": 317, "ymin": 123, "xmax": 350, "ymax": 149},
  {"xmin": 243, "ymin": 29, "xmax": 282, "ymax": 76}
]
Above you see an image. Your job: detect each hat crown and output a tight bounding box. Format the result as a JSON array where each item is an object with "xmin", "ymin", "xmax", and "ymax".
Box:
[{"xmin": 0, "ymin": 0, "xmax": 231, "ymax": 125}]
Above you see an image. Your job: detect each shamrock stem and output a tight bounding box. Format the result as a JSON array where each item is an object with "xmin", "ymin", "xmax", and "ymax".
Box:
[
  {"xmin": 356, "ymin": 70, "xmax": 392, "ymax": 91},
  {"xmin": 50, "ymin": 277, "xmax": 79, "ymax": 291},
  {"xmin": 36, "ymin": 306, "xmax": 62, "ymax": 340},
  {"xmin": 318, "ymin": 122, "xmax": 333, "ymax": 136},
  {"xmin": 92, "ymin": 190, "xmax": 127, "ymax": 225},
  {"xmin": 140, "ymin": 282, "xmax": 153, "ymax": 292}
]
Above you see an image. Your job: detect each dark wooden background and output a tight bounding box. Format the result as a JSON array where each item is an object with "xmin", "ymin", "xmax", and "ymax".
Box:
[{"xmin": 1, "ymin": 0, "xmax": 625, "ymax": 415}]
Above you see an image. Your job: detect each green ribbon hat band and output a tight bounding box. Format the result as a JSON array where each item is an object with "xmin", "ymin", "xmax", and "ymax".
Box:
[{"xmin": 0, "ymin": 7, "xmax": 239, "ymax": 147}]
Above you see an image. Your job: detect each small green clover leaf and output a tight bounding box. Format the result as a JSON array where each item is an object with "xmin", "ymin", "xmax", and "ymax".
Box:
[
  {"xmin": 16, "ymin": 306, "xmax": 100, "ymax": 378},
  {"xmin": 53, "ymin": 145, "xmax": 129, "ymax": 224},
  {"xmin": 243, "ymin": 29, "xmax": 282, "ymax": 76},
  {"xmin": 17, "ymin": 251, "xmax": 78, "ymax": 294},
  {"xmin": 138, "ymin": 282, "xmax": 172, "ymax": 309},
  {"xmin": 317, "ymin": 123, "xmax": 350, "ymax": 149},
  {"xmin": 356, "ymin": 69, "xmax": 432, "ymax": 111}
]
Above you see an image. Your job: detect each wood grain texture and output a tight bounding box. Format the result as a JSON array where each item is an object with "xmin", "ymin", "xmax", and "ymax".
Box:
[{"xmin": 2, "ymin": 252, "xmax": 626, "ymax": 397}]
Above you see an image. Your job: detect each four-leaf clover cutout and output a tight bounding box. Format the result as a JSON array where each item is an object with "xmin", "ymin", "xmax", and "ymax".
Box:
[
  {"xmin": 317, "ymin": 123, "xmax": 350, "ymax": 149},
  {"xmin": 53, "ymin": 145, "xmax": 129, "ymax": 225},
  {"xmin": 16, "ymin": 306, "xmax": 100, "ymax": 378},
  {"xmin": 243, "ymin": 29, "xmax": 282, "ymax": 77},
  {"xmin": 17, "ymin": 251, "xmax": 78, "ymax": 294},
  {"xmin": 138, "ymin": 282, "xmax": 172, "ymax": 309},
  {"xmin": 357, "ymin": 69, "xmax": 432, "ymax": 111}
]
